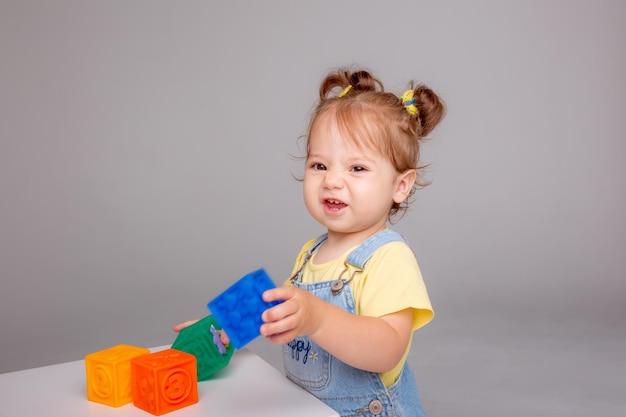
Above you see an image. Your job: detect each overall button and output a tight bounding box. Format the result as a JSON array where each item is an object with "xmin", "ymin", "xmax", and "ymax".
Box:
[
  {"xmin": 368, "ymin": 399, "xmax": 383, "ymax": 415},
  {"xmin": 331, "ymin": 279, "xmax": 344, "ymax": 294}
]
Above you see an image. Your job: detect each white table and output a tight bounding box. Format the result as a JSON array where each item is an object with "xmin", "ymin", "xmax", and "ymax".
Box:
[{"xmin": 0, "ymin": 346, "xmax": 339, "ymax": 417}]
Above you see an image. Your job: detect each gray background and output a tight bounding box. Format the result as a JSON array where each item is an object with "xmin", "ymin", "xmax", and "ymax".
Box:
[{"xmin": 1, "ymin": 1, "xmax": 625, "ymax": 416}]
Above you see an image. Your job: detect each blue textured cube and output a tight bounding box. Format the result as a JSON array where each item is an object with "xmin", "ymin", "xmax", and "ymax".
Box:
[{"xmin": 208, "ymin": 269, "xmax": 281, "ymax": 349}]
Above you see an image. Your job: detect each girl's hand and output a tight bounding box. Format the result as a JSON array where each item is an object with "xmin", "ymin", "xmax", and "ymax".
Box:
[
  {"xmin": 260, "ymin": 285, "xmax": 414, "ymax": 373},
  {"xmin": 260, "ymin": 286, "xmax": 326, "ymax": 344},
  {"xmin": 172, "ymin": 319, "xmax": 200, "ymax": 332}
]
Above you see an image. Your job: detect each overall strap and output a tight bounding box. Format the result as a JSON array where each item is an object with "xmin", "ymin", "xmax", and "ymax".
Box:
[
  {"xmin": 290, "ymin": 230, "xmax": 406, "ymax": 284},
  {"xmin": 306, "ymin": 233, "xmax": 328, "ymax": 259},
  {"xmin": 346, "ymin": 229, "xmax": 407, "ymax": 269},
  {"xmin": 289, "ymin": 233, "xmax": 328, "ymax": 284}
]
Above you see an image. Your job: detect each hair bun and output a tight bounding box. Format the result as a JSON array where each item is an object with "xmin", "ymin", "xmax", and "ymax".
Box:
[
  {"xmin": 319, "ymin": 67, "xmax": 383, "ymax": 99},
  {"xmin": 413, "ymin": 84, "xmax": 446, "ymax": 137}
]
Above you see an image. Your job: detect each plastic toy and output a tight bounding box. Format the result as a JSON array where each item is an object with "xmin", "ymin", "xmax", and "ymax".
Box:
[
  {"xmin": 85, "ymin": 269, "xmax": 277, "ymax": 412},
  {"xmin": 171, "ymin": 314, "xmax": 234, "ymax": 380},
  {"xmin": 85, "ymin": 344, "xmax": 150, "ymax": 407},
  {"xmin": 131, "ymin": 348, "xmax": 198, "ymax": 416},
  {"xmin": 207, "ymin": 268, "xmax": 281, "ymax": 349}
]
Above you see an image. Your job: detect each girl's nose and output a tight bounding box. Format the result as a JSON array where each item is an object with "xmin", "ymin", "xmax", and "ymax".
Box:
[{"xmin": 323, "ymin": 170, "xmax": 344, "ymax": 188}]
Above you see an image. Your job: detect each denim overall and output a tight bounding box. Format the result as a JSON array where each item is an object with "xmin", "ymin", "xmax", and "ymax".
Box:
[{"xmin": 283, "ymin": 230, "xmax": 427, "ymax": 417}]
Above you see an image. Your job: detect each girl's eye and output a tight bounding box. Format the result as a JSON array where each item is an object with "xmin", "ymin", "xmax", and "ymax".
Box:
[
  {"xmin": 311, "ymin": 163, "xmax": 326, "ymax": 171},
  {"xmin": 351, "ymin": 166, "xmax": 367, "ymax": 172}
]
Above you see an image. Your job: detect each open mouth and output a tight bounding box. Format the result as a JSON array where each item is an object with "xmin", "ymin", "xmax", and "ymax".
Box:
[{"xmin": 324, "ymin": 199, "xmax": 347, "ymax": 212}]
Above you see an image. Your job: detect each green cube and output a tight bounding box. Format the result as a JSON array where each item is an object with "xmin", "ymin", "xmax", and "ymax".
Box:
[{"xmin": 171, "ymin": 315, "xmax": 234, "ymax": 380}]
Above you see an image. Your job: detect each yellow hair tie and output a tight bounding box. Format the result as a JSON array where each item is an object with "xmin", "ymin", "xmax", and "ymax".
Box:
[
  {"xmin": 338, "ymin": 85, "xmax": 352, "ymax": 98},
  {"xmin": 401, "ymin": 90, "xmax": 419, "ymax": 116}
]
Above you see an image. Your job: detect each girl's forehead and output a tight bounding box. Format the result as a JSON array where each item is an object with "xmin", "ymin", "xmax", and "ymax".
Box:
[
  {"xmin": 308, "ymin": 134, "xmax": 358, "ymax": 155},
  {"xmin": 309, "ymin": 112, "xmax": 379, "ymax": 153},
  {"xmin": 308, "ymin": 124, "xmax": 368, "ymax": 155},
  {"xmin": 310, "ymin": 111, "xmax": 340, "ymax": 134}
]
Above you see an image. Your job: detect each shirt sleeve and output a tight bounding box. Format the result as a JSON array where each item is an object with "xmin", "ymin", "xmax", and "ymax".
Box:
[{"xmin": 353, "ymin": 242, "xmax": 434, "ymax": 331}]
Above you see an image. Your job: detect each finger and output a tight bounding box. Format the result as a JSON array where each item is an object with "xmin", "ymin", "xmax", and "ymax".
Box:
[
  {"xmin": 260, "ymin": 318, "xmax": 296, "ymax": 339},
  {"xmin": 262, "ymin": 286, "xmax": 295, "ymax": 303},
  {"xmin": 173, "ymin": 318, "xmax": 200, "ymax": 332},
  {"xmin": 264, "ymin": 329, "xmax": 298, "ymax": 345},
  {"xmin": 262, "ymin": 298, "xmax": 298, "ymax": 323}
]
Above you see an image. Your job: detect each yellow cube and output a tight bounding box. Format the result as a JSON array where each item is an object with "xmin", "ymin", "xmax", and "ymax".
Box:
[{"xmin": 85, "ymin": 344, "xmax": 150, "ymax": 407}]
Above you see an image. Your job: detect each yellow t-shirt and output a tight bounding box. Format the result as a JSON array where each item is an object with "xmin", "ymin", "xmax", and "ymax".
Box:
[{"xmin": 284, "ymin": 237, "xmax": 434, "ymax": 386}]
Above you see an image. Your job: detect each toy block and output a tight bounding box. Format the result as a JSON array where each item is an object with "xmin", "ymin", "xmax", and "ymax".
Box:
[
  {"xmin": 131, "ymin": 348, "xmax": 198, "ymax": 416},
  {"xmin": 85, "ymin": 344, "xmax": 150, "ymax": 407},
  {"xmin": 171, "ymin": 314, "xmax": 234, "ymax": 380},
  {"xmin": 208, "ymin": 268, "xmax": 282, "ymax": 349}
]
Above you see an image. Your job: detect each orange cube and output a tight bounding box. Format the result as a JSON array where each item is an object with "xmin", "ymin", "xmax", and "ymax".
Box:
[
  {"xmin": 131, "ymin": 348, "xmax": 198, "ymax": 415},
  {"xmin": 85, "ymin": 344, "xmax": 150, "ymax": 407}
]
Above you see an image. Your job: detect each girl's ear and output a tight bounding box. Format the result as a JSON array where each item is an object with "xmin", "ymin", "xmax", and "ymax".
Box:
[{"xmin": 393, "ymin": 169, "xmax": 417, "ymax": 204}]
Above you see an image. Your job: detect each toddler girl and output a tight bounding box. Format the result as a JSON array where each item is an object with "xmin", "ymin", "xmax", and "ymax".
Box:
[{"xmin": 260, "ymin": 67, "xmax": 445, "ymax": 416}]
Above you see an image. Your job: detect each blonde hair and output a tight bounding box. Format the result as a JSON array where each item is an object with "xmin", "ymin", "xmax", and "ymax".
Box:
[{"xmin": 305, "ymin": 67, "xmax": 446, "ymax": 218}]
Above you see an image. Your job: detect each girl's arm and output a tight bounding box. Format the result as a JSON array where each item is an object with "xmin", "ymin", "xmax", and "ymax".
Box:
[{"xmin": 260, "ymin": 286, "xmax": 413, "ymax": 373}]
